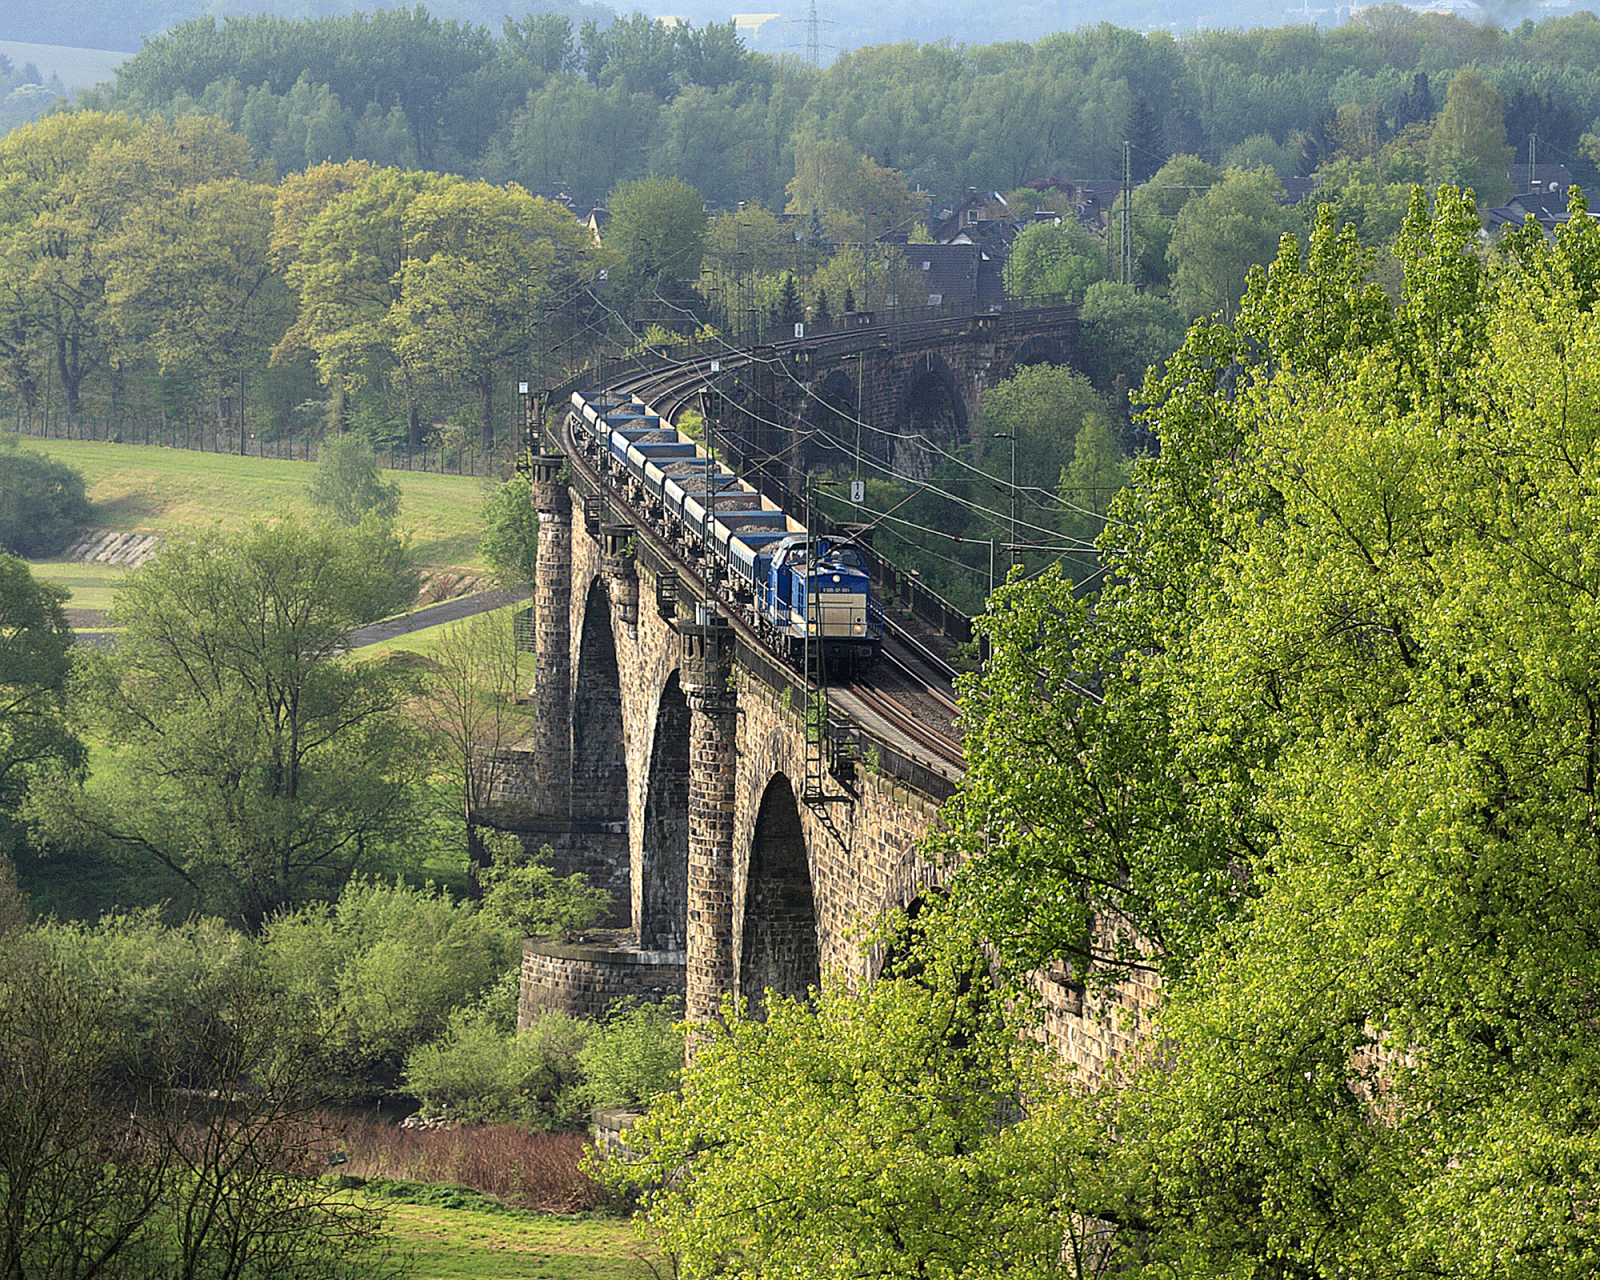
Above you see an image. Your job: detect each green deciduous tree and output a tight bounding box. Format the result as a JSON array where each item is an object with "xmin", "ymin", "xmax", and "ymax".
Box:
[
  {"xmin": 1115, "ymin": 153, "xmax": 1219, "ymax": 293},
  {"xmin": 1075, "ymin": 279, "xmax": 1188, "ymax": 399},
  {"xmin": 104, "ymin": 176, "xmax": 283, "ymax": 444},
  {"xmin": 1002, "ymin": 218, "xmax": 1107, "ymax": 299},
  {"xmin": 307, "ymin": 432, "xmax": 401, "ymax": 526},
  {"xmin": 785, "ymin": 136, "xmax": 929, "ymax": 246},
  {"xmin": 260, "ymin": 875, "xmax": 519, "ymax": 1090},
  {"xmin": 1167, "ymin": 165, "xmax": 1296, "ymax": 321},
  {"xmin": 0, "ymin": 554, "xmax": 81, "ymax": 858},
  {"xmin": 33, "ymin": 520, "xmax": 422, "ymax": 927},
  {"xmin": 392, "ymin": 180, "xmax": 588, "ymax": 449},
  {"xmin": 603, "ymin": 173, "xmax": 708, "ymax": 295},
  {"xmin": 977, "ymin": 363, "xmax": 1113, "ymax": 551},
  {"xmin": 478, "ymin": 835, "xmax": 610, "ymax": 940},
  {"xmin": 479, "ymin": 474, "xmax": 539, "ymax": 594},
  {"xmin": 1427, "ymin": 66, "xmax": 1513, "ymax": 204},
  {"xmin": 414, "ymin": 614, "xmax": 531, "ymax": 875},
  {"xmin": 280, "ymin": 167, "xmax": 443, "ymax": 445},
  {"xmin": 0, "ymin": 112, "xmax": 140, "ymax": 417},
  {"xmin": 603, "ymin": 919, "xmax": 1107, "ymax": 1280},
  {"xmin": 948, "ymin": 190, "xmax": 1600, "ymax": 1275},
  {"xmin": 35, "ymin": 114, "xmax": 258, "ymax": 420},
  {"xmin": 0, "ymin": 436, "xmax": 90, "ymax": 557},
  {"xmin": 0, "ymin": 928, "xmax": 404, "ymax": 1280}
]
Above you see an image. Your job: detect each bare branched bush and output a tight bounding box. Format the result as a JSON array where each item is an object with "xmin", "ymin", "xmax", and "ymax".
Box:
[{"xmin": 333, "ymin": 1116, "xmax": 607, "ymax": 1212}]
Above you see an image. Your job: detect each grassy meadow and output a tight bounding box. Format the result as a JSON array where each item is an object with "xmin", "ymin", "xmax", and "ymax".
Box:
[
  {"xmin": 24, "ymin": 438, "xmax": 493, "ymax": 568},
  {"xmin": 379, "ymin": 1202, "xmax": 652, "ymax": 1280}
]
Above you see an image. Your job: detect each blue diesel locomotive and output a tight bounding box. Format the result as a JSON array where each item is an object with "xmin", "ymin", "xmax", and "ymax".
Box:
[{"xmin": 568, "ymin": 390, "xmax": 883, "ymax": 672}]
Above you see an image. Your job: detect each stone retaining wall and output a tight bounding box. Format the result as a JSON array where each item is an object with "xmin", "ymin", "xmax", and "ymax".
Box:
[{"xmin": 518, "ymin": 937, "xmax": 686, "ymax": 1024}]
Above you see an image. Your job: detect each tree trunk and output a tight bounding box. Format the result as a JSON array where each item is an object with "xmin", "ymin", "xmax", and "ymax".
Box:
[
  {"xmin": 479, "ymin": 369, "xmax": 495, "ymax": 452},
  {"xmin": 465, "ymin": 822, "xmax": 489, "ymax": 899},
  {"xmin": 55, "ymin": 334, "xmax": 83, "ymax": 421},
  {"xmin": 407, "ymin": 395, "xmax": 423, "ymax": 449}
]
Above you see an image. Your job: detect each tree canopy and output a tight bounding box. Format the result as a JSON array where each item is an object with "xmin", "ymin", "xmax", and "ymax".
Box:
[{"xmin": 32, "ymin": 519, "xmax": 423, "ymax": 928}]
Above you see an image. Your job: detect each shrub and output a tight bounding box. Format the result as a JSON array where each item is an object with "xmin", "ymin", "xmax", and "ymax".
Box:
[
  {"xmin": 0, "ymin": 436, "xmax": 90, "ymax": 557},
  {"xmin": 478, "ymin": 475, "xmax": 538, "ymax": 593},
  {"xmin": 32, "ymin": 910, "xmax": 255, "ymax": 1079},
  {"xmin": 260, "ymin": 878, "xmax": 520, "ymax": 1092},
  {"xmin": 578, "ymin": 1000, "xmax": 684, "ymax": 1109},
  {"xmin": 307, "ymin": 433, "xmax": 401, "ymax": 526},
  {"xmin": 403, "ymin": 1008, "xmax": 589, "ymax": 1129},
  {"xmin": 334, "ymin": 1119, "xmax": 606, "ymax": 1212},
  {"xmin": 479, "ymin": 842, "xmax": 610, "ymax": 940}
]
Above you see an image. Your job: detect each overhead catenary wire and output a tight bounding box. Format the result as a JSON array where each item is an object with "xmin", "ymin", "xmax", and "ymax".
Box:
[{"xmin": 631, "ymin": 282, "xmax": 1130, "ymax": 528}]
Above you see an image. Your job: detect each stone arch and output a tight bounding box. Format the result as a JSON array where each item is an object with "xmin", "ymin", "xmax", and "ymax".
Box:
[
  {"xmin": 803, "ymin": 367, "xmax": 860, "ymax": 472},
  {"xmin": 996, "ymin": 333, "xmax": 1066, "ymax": 383},
  {"xmin": 894, "ymin": 351, "xmax": 968, "ymax": 481},
  {"xmin": 639, "ymin": 671, "xmax": 690, "ymax": 952},
  {"xmin": 739, "ymin": 773, "xmax": 819, "ymax": 1011},
  {"xmin": 571, "ymin": 575, "xmax": 626, "ymax": 823}
]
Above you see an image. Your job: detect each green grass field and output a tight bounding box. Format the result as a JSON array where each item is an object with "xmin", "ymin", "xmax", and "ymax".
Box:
[
  {"xmin": 26, "ymin": 559, "xmax": 127, "ymax": 620},
  {"xmin": 378, "ymin": 1202, "xmax": 655, "ymax": 1280},
  {"xmin": 23, "ymin": 438, "xmax": 492, "ymax": 568}
]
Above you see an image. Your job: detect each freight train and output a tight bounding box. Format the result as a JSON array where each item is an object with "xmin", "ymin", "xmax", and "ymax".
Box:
[{"xmin": 568, "ymin": 390, "xmax": 884, "ymax": 673}]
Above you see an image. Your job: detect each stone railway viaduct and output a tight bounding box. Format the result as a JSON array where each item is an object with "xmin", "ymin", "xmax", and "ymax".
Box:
[{"xmin": 498, "ymin": 302, "xmax": 1158, "ymax": 1083}]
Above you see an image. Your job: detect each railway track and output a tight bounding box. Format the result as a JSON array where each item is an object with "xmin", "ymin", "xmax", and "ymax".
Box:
[{"xmin": 840, "ymin": 670, "xmax": 965, "ymax": 772}]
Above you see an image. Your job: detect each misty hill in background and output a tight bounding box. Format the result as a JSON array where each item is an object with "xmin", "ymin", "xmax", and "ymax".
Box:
[{"xmin": 0, "ymin": 0, "xmax": 1560, "ymax": 63}]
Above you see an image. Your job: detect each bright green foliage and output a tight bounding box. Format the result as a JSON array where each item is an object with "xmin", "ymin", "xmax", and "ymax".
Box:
[
  {"xmin": 1427, "ymin": 66, "xmax": 1513, "ymax": 205},
  {"xmin": 1003, "ymin": 219, "xmax": 1107, "ymax": 299},
  {"xmin": 0, "ymin": 112, "xmax": 140, "ymax": 417},
  {"xmin": 307, "ymin": 432, "xmax": 401, "ymax": 526},
  {"xmin": 391, "ymin": 180, "xmax": 588, "ymax": 449},
  {"xmin": 576, "ymin": 1000, "xmax": 683, "ymax": 1108},
  {"xmin": 261, "ymin": 876, "xmax": 520, "ymax": 1089},
  {"xmin": 32, "ymin": 519, "xmax": 423, "ymax": 927},
  {"xmin": 1058, "ymin": 414, "xmax": 1128, "ymax": 552},
  {"xmin": 603, "ymin": 922, "xmax": 1108, "ymax": 1280},
  {"xmin": 478, "ymin": 842, "xmax": 610, "ymax": 941},
  {"xmin": 479, "ymin": 475, "xmax": 539, "ymax": 593},
  {"xmin": 33, "ymin": 909, "xmax": 253, "ymax": 1076},
  {"xmin": 403, "ymin": 1007, "xmax": 590, "ymax": 1128},
  {"xmin": 1306, "ymin": 154, "xmax": 1415, "ymax": 246},
  {"xmin": 1168, "ymin": 166, "xmax": 1297, "ymax": 320},
  {"xmin": 941, "ymin": 189, "xmax": 1600, "ymax": 1275},
  {"xmin": 0, "ymin": 436, "xmax": 90, "ymax": 556},
  {"xmin": 0, "ymin": 554, "xmax": 81, "ymax": 856}
]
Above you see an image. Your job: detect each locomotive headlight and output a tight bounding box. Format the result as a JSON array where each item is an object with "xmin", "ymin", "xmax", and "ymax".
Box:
[{"xmin": 833, "ymin": 574, "xmax": 840, "ymax": 583}]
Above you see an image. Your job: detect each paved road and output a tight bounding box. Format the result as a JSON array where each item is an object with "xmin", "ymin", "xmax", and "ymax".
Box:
[
  {"xmin": 347, "ymin": 589, "xmax": 530, "ymax": 648},
  {"xmin": 73, "ymin": 589, "xmax": 531, "ymax": 652}
]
